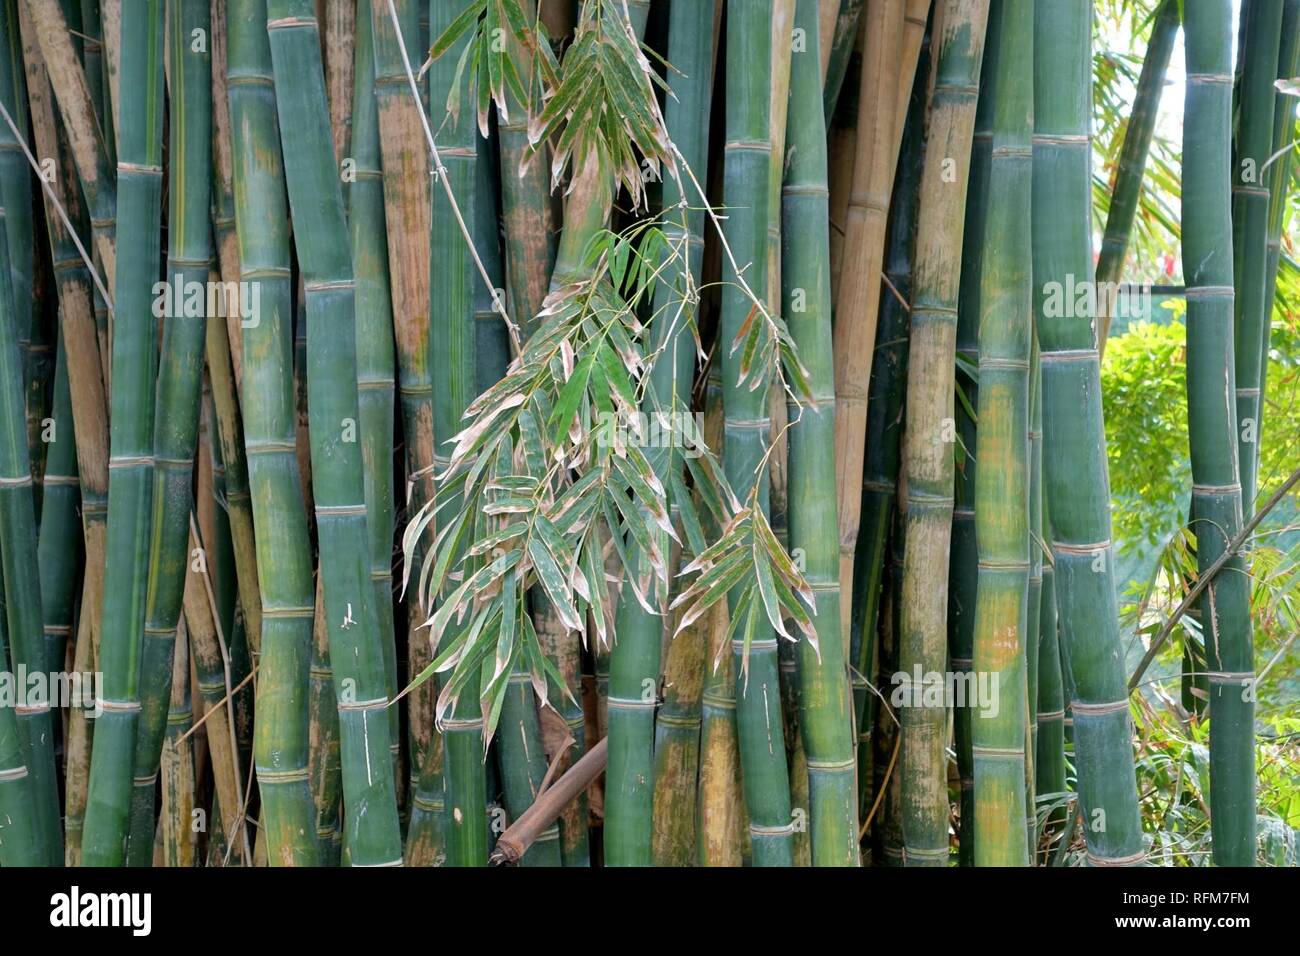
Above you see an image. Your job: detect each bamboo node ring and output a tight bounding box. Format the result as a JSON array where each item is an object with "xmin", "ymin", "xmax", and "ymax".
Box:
[{"xmin": 1069, "ymin": 698, "xmax": 1129, "ymax": 717}]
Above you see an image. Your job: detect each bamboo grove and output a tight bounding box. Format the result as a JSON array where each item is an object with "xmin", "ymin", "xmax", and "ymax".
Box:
[{"xmin": 0, "ymin": 0, "xmax": 1291, "ymax": 868}]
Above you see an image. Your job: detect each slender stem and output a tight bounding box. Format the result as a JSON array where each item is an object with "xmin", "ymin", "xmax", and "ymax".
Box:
[
  {"xmin": 81, "ymin": 0, "xmax": 165, "ymax": 865},
  {"xmin": 1034, "ymin": 0, "xmax": 1144, "ymax": 867},
  {"xmin": 1094, "ymin": 0, "xmax": 1179, "ymax": 355},
  {"xmin": 1182, "ymin": 0, "xmax": 1256, "ymax": 867}
]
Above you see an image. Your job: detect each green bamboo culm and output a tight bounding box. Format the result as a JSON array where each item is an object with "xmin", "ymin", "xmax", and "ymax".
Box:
[
  {"xmin": 0, "ymin": 0, "xmax": 35, "ymax": 473},
  {"xmin": 497, "ymin": 0, "xmax": 554, "ymax": 334},
  {"xmin": 266, "ymin": 0, "xmax": 403, "ymax": 866},
  {"xmin": 1181, "ymin": 0, "xmax": 1256, "ymax": 867},
  {"xmin": 349, "ymin": 0, "xmax": 401, "ymax": 796},
  {"xmin": 427, "ymin": 0, "xmax": 487, "ymax": 868},
  {"xmin": 487, "ymin": 4, "xmax": 585, "ymax": 857},
  {"xmin": 1024, "ymin": 339, "xmax": 1041, "ymax": 857},
  {"xmin": 782, "ymin": 0, "xmax": 858, "ymax": 867},
  {"xmin": 1094, "ymin": 0, "xmax": 1178, "ymax": 356},
  {"xmin": 1232, "ymin": 0, "xmax": 1284, "ymax": 518},
  {"xmin": 719, "ymin": 0, "xmax": 794, "ymax": 868},
  {"xmin": 1035, "ymin": 492, "xmax": 1066, "ymax": 840},
  {"xmin": 38, "ymin": 338, "xmax": 80, "ymax": 681},
  {"xmin": 81, "ymin": 0, "xmax": 165, "ymax": 866},
  {"xmin": 849, "ymin": 56, "xmax": 925, "ymax": 830},
  {"xmin": 603, "ymin": 0, "xmax": 714, "ymax": 868},
  {"xmin": 1263, "ymin": 9, "xmax": 1300, "ymax": 370},
  {"xmin": 970, "ymin": 0, "xmax": 1031, "ymax": 868},
  {"xmin": 1032, "ymin": 0, "xmax": 1143, "ymax": 866},
  {"xmin": 0, "ymin": 164, "xmax": 59, "ymax": 866},
  {"xmin": 1258, "ymin": 3, "xmax": 1300, "ymax": 488},
  {"xmin": 227, "ymin": 0, "xmax": 319, "ymax": 865},
  {"xmin": 897, "ymin": 0, "xmax": 989, "ymax": 867},
  {"xmin": 646, "ymin": 0, "xmax": 720, "ymax": 867},
  {"xmin": 369, "ymin": 0, "xmax": 443, "ymax": 866},
  {"xmin": 908, "ymin": 10, "xmax": 987, "ymax": 864},
  {"xmin": 948, "ymin": 0, "xmax": 1000, "ymax": 865},
  {"xmin": 127, "ymin": 0, "xmax": 213, "ymax": 866}
]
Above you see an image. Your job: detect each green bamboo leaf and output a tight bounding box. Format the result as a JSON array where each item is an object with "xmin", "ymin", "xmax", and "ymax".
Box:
[
  {"xmin": 534, "ymin": 514, "xmax": 578, "ymax": 580},
  {"xmin": 670, "ymin": 472, "xmax": 707, "ymax": 559},
  {"xmin": 751, "ymin": 541, "xmax": 790, "ymax": 640},
  {"xmin": 549, "ymin": 349, "xmax": 599, "ymax": 446},
  {"xmin": 609, "ymin": 481, "xmax": 665, "ymax": 583},
  {"xmin": 425, "ymin": 549, "xmax": 521, "ymax": 640},
  {"xmin": 737, "ymin": 590, "xmax": 760, "ymax": 683},
  {"xmin": 581, "ymin": 535, "xmax": 610, "ymax": 650},
  {"xmin": 493, "ymin": 569, "xmax": 519, "ymax": 686},
  {"xmin": 429, "ymin": 0, "xmax": 488, "ymax": 62},
  {"xmin": 717, "ymin": 586, "xmax": 753, "ymax": 674},
  {"xmin": 602, "ymin": 496, "xmax": 651, "ymax": 613},
  {"xmin": 527, "ymin": 536, "xmax": 582, "ymax": 632},
  {"xmin": 444, "ymin": 25, "xmax": 479, "ymax": 124},
  {"xmin": 672, "ymin": 551, "xmax": 751, "ymax": 636},
  {"xmin": 613, "ymin": 451, "xmax": 674, "ymax": 539}
]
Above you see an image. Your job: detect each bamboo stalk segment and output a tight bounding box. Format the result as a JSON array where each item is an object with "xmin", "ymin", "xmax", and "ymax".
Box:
[
  {"xmin": 81, "ymin": 0, "xmax": 165, "ymax": 866},
  {"xmin": 128, "ymin": 0, "xmax": 214, "ymax": 865},
  {"xmin": 1033, "ymin": 0, "xmax": 1144, "ymax": 867},
  {"xmin": 266, "ymin": 0, "xmax": 402, "ymax": 865},
  {"xmin": 831, "ymin": 0, "xmax": 904, "ymax": 647},
  {"xmin": 227, "ymin": 0, "xmax": 320, "ymax": 865},
  {"xmin": 896, "ymin": 0, "xmax": 989, "ymax": 866},
  {"xmin": 783, "ymin": 0, "xmax": 859, "ymax": 867},
  {"xmin": 1181, "ymin": 0, "xmax": 1255, "ymax": 867}
]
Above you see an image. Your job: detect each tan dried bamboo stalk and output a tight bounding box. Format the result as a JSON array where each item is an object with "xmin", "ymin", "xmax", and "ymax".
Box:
[
  {"xmin": 819, "ymin": 0, "xmax": 843, "ymax": 83},
  {"xmin": 649, "ymin": 596, "xmax": 706, "ymax": 865},
  {"xmin": 827, "ymin": 20, "xmax": 864, "ymax": 298},
  {"xmin": 895, "ymin": 0, "xmax": 931, "ymax": 142},
  {"xmin": 160, "ymin": 617, "xmax": 196, "ymax": 866},
  {"xmin": 210, "ymin": 0, "xmax": 245, "ymax": 390},
  {"xmin": 203, "ymin": 286, "xmax": 263, "ymax": 656},
  {"xmin": 370, "ymin": 3, "xmax": 438, "ymax": 843},
  {"xmin": 63, "ymin": 585, "xmax": 97, "ymax": 865},
  {"xmin": 183, "ymin": 521, "xmax": 251, "ymax": 864},
  {"xmin": 831, "ymin": 0, "xmax": 906, "ymax": 644},
  {"xmin": 324, "ymin": 0, "xmax": 353, "ymax": 164},
  {"xmin": 696, "ymin": 604, "xmax": 747, "ymax": 866},
  {"xmin": 20, "ymin": 0, "xmax": 116, "ymax": 287},
  {"xmin": 17, "ymin": 15, "xmax": 109, "ymax": 828},
  {"xmin": 102, "ymin": 0, "xmax": 121, "ymax": 141}
]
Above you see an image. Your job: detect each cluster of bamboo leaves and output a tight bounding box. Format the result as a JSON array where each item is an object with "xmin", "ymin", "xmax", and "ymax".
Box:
[{"xmin": 401, "ymin": 0, "xmax": 816, "ymax": 746}]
